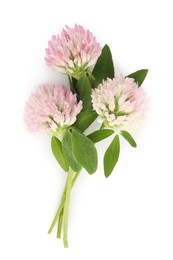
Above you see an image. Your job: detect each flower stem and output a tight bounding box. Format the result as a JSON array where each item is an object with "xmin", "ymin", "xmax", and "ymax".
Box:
[
  {"xmin": 71, "ymin": 171, "xmax": 80, "ymax": 187},
  {"xmin": 48, "ymin": 183, "xmax": 67, "ymax": 234},
  {"xmin": 57, "ymin": 209, "xmax": 63, "ymax": 238},
  {"xmin": 56, "ymin": 171, "xmax": 80, "ymax": 238},
  {"xmin": 48, "ymin": 171, "xmax": 81, "ymax": 234},
  {"xmin": 63, "ymin": 167, "xmax": 74, "ymax": 248}
]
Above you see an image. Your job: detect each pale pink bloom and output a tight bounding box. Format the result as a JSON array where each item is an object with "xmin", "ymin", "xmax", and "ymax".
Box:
[
  {"xmin": 24, "ymin": 85, "xmax": 82, "ymax": 135},
  {"xmin": 45, "ymin": 24, "xmax": 101, "ymax": 78},
  {"xmin": 91, "ymin": 76, "xmax": 148, "ymax": 134}
]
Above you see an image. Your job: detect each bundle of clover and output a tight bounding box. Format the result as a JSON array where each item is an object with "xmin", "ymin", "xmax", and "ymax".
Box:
[{"xmin": 24, "ymin": 25, "xmax": 148, "ymax": 248}]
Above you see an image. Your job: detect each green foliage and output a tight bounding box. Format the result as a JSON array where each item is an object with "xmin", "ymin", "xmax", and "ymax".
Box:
[
  {"xmin": 51, "ymin": 137, "xmax": 69, "ymax": 172},
  {"xmin": 121, "ymin": 131, "xmax": 137, "ymax": 148},
  {"xmin": 127, "ymin": 69, "xmax": 148, "ymax": 86},
  {"xmin": 87, "ymin": 129, "xmax": 114, "ymax": 143},
  {"xmin": 72, "ymin": 129, "xmax": 98, "ymax": 174},
  {"xmin": 92, "ymin": 44, "xmax": 114, "ymax": 87},
  {"xmin": 74, "ymin": 111, "xmax": 97, "ymax": 132},
  {"xmin": 62, "ymin": 131, "xmax": 82, "ymax": 172},
  {"xmin": 77, "ymin": 75, "xmax": 92, "ymax": 111},
  {"xmin": 104, "ymin": 135, "xmax": 120, "ymax": 177}
]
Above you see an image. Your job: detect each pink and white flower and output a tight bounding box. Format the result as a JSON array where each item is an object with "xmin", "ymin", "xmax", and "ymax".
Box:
[
  {"xmin": 91, "ymin": 76, "xmax": 148, "ymax": 134},
  {"xmin": 45, "ymin": 25, "xmax": 101, "ymax": 78},
  {"xmin": 24, "ymin": 85, "xmax": 82, "ymax": 135}
]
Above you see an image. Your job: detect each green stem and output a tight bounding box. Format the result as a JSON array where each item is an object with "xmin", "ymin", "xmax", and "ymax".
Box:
[
  {"xmin": 56, "ymin": 171, "xmax": 80, "ymax": 238},
  {"xmin": 71, "ymin": 171, "xmax": 80, "ymax": 188},
  {"xmin": 48, "ymin": 182, "xmax": 67, "ymax": 234},
  {"xmin": 63, "ymin": 167, "xmax": 74, "ymax": 248},
  {"xmin": 48, "ymin": 171, "xmax": 80, "ymax": 234},
  {"xmin": 57, "ymin": 209, "xmax": 63, "ymax": 238}
]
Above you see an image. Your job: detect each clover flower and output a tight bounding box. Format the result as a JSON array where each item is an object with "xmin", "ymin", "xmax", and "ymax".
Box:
[
  {"xmin": 45, "ymin": 24, "xmax": 101, "ymax": 78},
  {"xmin": 24, "ymin": 85, "xmax": 82, "ymax": 135},
  {"xmin": 92, "ymin": 76, "xmax": 148, "ymax": 134}
]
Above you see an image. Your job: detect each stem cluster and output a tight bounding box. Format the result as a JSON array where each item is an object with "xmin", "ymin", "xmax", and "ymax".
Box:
[{"xmin": 48, "ymin": 169, "xmax": 80, "ymax": 248}]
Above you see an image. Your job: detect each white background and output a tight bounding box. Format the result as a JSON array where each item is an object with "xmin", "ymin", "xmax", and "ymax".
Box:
[{"xmin": 0, "ymin": 0, "xmax": 173, "ymax": 259}]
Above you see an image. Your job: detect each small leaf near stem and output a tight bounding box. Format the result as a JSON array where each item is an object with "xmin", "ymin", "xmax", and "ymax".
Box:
[
  {"xmin": 126, "ymin": 69, "xmax": 148, "ymax": 87},
  {"xmin": 63, "ymin": 167, "xmax": 74, "ymax": 248},
  {"xmin": 51, "ymin": 137, "xmax": 69, "ymax": 172},
  {"xmin": 121, "ymin": 131, "xmax": 137, "ymax": 147},
  {"xmin": 87, "ymin": 129, "xmax": 114, "ymax": 143},
  {"xmin": 104, "ymin": 135, "xmax": 120, "ymax": 177}
]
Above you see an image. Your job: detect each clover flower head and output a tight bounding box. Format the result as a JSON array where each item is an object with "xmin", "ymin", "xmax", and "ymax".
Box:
[
  {"xmin": 24, "ymin": 85, "xmax": 82, "ymax": 135},
  {"xmin": 91, "ymin": 76, "xmax": 148, "ymax": 134},
  {"xmin": 45, "ymin": 24, "xmax": 101, "ymax": 78}
]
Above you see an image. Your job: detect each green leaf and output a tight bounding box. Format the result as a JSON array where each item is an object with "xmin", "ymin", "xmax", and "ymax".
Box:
[
  {"xmin": 51, "ymin": 137, "xmax": 69, "ymax": 172},
  {"xmin": 121, "ymin": 131, "xmax": 137, "ymax": 148},
  {"xmin": 92, "ymin": 44, "xmax": 114, "ymax": 87},
  {"xmin": 62, "ymin": 131, "xmax": 82, "ymax": 172},
  {"xmin": 72, "ymin": 129, "xmax": 98, "ymax": 174},
  {"xmin": 77, "ymin": 75, "xmax": 92, "ymax": 111},
  {"xmin": 127, "ymin": 69, "xmax": 148, "ymax": 87},
  {"xmin": 104, "ymin": 135, "xmax": 120, "ymax": 178},
  {"xmin": 74, "ymin": 111, "xmax": 98, "ymax": 132},
  {"xmin": 87, "ymin": 129, "xmax": 114, "ymax": 143}
]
